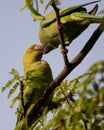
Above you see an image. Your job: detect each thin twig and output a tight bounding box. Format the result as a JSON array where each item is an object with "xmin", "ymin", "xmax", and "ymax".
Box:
[
  {"xmin": 47, "ymin": 92, "xmax": 75, "ymax": 110},
  {"xmin": 60, "ymin": 86, "xmax": 70, "ymax": 104},
  {"xmin": 56, "ymin": 92, "xmax": 75, "ymax": 104},
  {"xmin": 83, "ymin": 120, "xmax": 88, "ymax": 130},
  {"xmin": 19, "ymin": 79, "xmax": 25, "ymax": 118}
]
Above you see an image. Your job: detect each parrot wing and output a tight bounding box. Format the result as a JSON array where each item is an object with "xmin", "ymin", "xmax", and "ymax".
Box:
[
  {"xmin": 59, "ymin": 0, "xmax": 100, "ymax": 16},
  {"xmin": 40, "ymin": 0, "xmax": 100, "ymax": 27},
  {"xmin": 61, "ymin": 12, "xmax": 102, "ymax": 24},
  {"xmin": 16, "ymin": 61, "xmax": 53, "ymax": 125}
]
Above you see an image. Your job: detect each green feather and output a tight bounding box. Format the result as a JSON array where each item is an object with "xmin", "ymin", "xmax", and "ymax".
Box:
[
  {"xmin": 40, "ymin": 0, "xmax": 100, "ymax": 27},
  {"xmin": 39, "ymin": 1, "xmax": 104, "ymax": 52},
  {"xmin": 15, "ymin": 44, "xmax": 53, "ymax": 128}
]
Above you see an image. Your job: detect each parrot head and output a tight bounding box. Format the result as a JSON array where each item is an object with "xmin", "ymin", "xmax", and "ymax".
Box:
[{"xmin": 23, "ymin": 44, "xmax": 46, "ymax": 65}]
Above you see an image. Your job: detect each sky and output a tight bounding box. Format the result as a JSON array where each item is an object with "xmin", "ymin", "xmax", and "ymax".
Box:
[{"xmin": 0, "ymin": 0, "xmax": 104, "ymax": 129}]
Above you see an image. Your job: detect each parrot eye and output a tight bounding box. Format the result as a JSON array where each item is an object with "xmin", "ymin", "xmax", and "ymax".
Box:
[{"xmin": 27, "ymin": 48, "xmax": 33, "ymax": 52}]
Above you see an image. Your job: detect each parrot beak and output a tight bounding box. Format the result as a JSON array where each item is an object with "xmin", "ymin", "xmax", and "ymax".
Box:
[{"xmin": 34, "ymin": 44, "xmax": 47, "ymax": 54}]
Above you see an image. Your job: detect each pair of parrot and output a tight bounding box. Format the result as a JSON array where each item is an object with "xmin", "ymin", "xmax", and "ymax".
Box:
[{"xmin": 15, "ymin": 1, "xmax": 104, "ymax": 129}]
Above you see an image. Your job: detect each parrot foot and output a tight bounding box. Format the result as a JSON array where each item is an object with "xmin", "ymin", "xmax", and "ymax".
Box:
[
  {"xmin": 56, "ymin": 23, "xmax": 63, "ymax": 30},
  {"xmin": 60, "ymin": 47, "xmax": 68, "ymax": 55}
]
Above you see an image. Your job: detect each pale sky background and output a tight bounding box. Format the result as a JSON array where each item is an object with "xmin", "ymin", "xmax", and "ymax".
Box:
[{"xmin": 0, "ymin": 0, "xmax": 104, "ymax": 130}]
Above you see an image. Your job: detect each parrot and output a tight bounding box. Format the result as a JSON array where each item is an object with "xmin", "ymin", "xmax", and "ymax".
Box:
[
  {"xmin": 39, "ymin": 1, "xmax": 104, "ymax": 53},
  {"xmin": 15, "ymin": 44, "xmax": 53, "ymax": 129}
]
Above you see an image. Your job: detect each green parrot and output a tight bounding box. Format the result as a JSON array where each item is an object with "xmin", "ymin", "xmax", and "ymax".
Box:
[
  {"xmin": 15, "ymin": 44, "xmax": 53, "ymax": 129},
  {"xmin": 39, "ymin": 1, "xmax": 104, "ymax": 53}
]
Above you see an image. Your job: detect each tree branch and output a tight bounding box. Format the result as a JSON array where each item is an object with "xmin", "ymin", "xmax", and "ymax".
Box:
[
  {"xmin": 27, "ymin": 25, "xmax": 103, "ymax": 127},
  {"xmin": 19, "ymin": 79, "xmax": 25, "ymax": 118},
  {"xmin": 71, "ymin": 26, "xmax": 102, "ymax": 65},
  {"xmin": 83, "ymin": 120, "xmax": 88, "ymax": 130},
  {"xmin": 26, "ymin": 1, "xmax": 104, "ymax": 128}
]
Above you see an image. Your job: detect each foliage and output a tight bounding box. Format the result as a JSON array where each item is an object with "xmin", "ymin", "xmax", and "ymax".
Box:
[
  {"xmin": 2, "ymin": 0, "xmax": 104, "ymax": 130},
  {"xmin": 20, "ymin": 0, "xmax": 61, "ymax": 20},
  {"xmin": 34, "ymin": 60, "xmax": 104, "ymax": 130},
  {"xmin": 2, "ymin": 61, "xmax": 104, "ymax": 129},
  {"xmin": 2, "ymin": 68, "xmax": 22, "ymax": 108},
  {"xmin": 20, "ymin": 0, "xmax": 44, "ymax": 20}
]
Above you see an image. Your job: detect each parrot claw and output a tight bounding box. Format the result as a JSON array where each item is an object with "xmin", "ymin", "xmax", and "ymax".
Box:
[
  {"xmin": 60, "ymin": 47, "xmax": 68, "ymax": 54},
  {"xmin": 56, "ymin": 23, "xmax": 63, "ymax": 30}
]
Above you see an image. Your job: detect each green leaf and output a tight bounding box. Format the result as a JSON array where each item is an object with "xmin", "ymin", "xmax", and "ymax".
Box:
[
  {"xmin": 2, "ymin": 76, "xmax": 18, "ymax": 92},
  {"xmin": 10, "ymin": 68, "xmax": 19, "ymax": 77},
  {"xmin": 20, "ymin": 0, "xmax": 45, "ymax": 20},
  {"xmin": 99, "ymin": 87, "xmax": 104, "ymax": 102},
  {"xmin": 20, "ymin": 0, "xmax": 33, "ymax": 11},
  {"xmin": 10, "ymin": 96, "xmax": 19, "ymax": 108},
  {"xmin": 20, "ymin": 3, "xmax": 27, "ymax": 11},
  {"xmin": 26, "ymin": 0, "xmax": 45, "ymax": 20},
  {"xmin": 8, "ymin": 82, "xmax": 19, "ymax": 98}
]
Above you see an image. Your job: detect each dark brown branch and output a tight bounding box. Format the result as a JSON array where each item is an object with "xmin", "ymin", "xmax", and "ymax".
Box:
[
  {"xmin": 83, "ymin": 120, "xmax": 88, "ymax": 130},
  {"xmin": 28, "ymin": 25, "xmax": 103, "ymax": 127},
  {"xmin": 71, "ymin": 27, "xmax": 102, "ymax": 65},
  {"xmin": 51, "ymin": 2, "xmax": 69, "ymax": 66}
]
